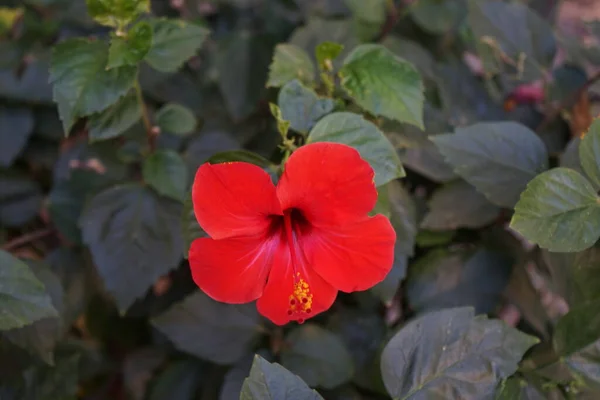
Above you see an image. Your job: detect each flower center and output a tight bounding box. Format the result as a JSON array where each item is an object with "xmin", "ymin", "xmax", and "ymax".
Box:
[{"xmin": 283, "ymin": 209, "xmax": 313, "ymax": 323}]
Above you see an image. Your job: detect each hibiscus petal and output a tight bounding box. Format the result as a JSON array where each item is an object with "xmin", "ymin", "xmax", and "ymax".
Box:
[
  {"xmin": 189, "ymin": 235, "xmax": 277, "ymax": 303},
  {"xmin": 305, "ymin": 215, "xmax": 396, "ymax": 293},
  {"xmin": 276, "ymin": 142, "xmax": 377, "ymax": 225},
  {"xmin": 192, "ymin": 162, "xmax": 282, "ymax": 240},
  {"xmin": 256, "ymin": 240, "xmax": 337, "ymax": 325}
]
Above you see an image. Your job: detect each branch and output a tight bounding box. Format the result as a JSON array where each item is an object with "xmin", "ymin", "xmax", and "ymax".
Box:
[
  {"xmin": 2, "ymin": 227, "xmax": 54, "ymax": 251},
  {"xmin": 376, "ymin": 0, "xmax": 400, "ymax": 42},
  {"xmin": 134, "ymin": 79, "xmax": 156, "ymax": 152}
]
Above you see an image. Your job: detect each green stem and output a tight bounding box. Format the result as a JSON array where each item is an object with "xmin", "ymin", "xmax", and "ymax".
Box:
[{"xmin": 134, "ymin": 79, "xmax": 155, "ymax": 152}]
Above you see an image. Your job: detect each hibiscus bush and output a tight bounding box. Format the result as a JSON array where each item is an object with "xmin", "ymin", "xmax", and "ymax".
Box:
[{"xmin": 3, "ymin": 0, "xmax": 600, "ymax": 398}]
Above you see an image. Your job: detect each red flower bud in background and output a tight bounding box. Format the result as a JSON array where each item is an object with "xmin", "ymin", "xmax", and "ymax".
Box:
[
  {"xmin": 189, "ymin": 142, "xmax": 396, "ymax": 325},
  {"xmin": 504, "ymin": 83, "xmax": 545, "ymax": 111}
]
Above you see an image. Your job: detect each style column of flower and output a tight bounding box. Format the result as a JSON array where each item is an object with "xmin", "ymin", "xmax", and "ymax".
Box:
[{"xmin": 188, "ymin": 142, "xmax": 397, "ymax": 325}]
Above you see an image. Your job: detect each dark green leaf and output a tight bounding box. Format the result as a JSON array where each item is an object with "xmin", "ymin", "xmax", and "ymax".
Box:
[
  {"xmin": 0, "ymin": 251, "xmax": 57, "ymax": 331},
  {"xmin": 290, "ymin": 18, "xmax": 358, "ymax": 69},
  {"xmin": 564, "ymin": 339, "xmax": 600, "ymax": 388},
  {"xmin": 0, "ymin": 169, "xmax": 42, "ymax": 227},
  {"xmin": 328, "ymin": 310, "xmax": 387, "ymax": 393},
  {"xmin": 421, "ymin": 180, "xmax": 500, "ymax": 230},
  {"xmin": 151, "ymin": 291, "xmax": 261, "ymax": 365},
  {"xmin": 86, "ymin": 0, "xmax": 149, "ymax": 27},
  {"xmin": 267, "ymin": 44, "xmax": 315, "ymax": 88},
  {"xmin": 467, "ymin": 0, "xmax": 556, "ymax": 81},
  {"xmin": 436, "ymin": 61, "xmax": 505, "ymax": 125},
  {"xmin": 415, "ymin": 230, "xmax": 456, "ymax": 248},
  {"xmin": 148, "ymin": 359, "xmax": 204, "ymax": 400},
  {"xmin": 45, "ymin": 248, "xmax": 90, "ymax": 327},
  {"xmin": 208, "ymin": 150, "xmax": 275, "ymax": 170},
  {"xmin": 107, "ymin": 21, "xmax": 153, "ymax": 69},
  {"xmin": 410, "ymin": 0, "xmax": 467, "ymax": 34},
  {"xmin": 580, "ymin": 119, "xmax": 600, "ymax": 188},
  {"xmin": 3, "ymin": 260, "xmax": 63, "ymax": 364},
  {"xmin": 510, "ymin": 168, "xmax": 600, "ymax": 253},
  {"xmin": 145, "ymin": 18, "xmax": 209, "ymax": 73},
  {"xmin": 308, "ymin": 112, "xmax": 404, "ymax": 186},
  {"xmin": 495, "ymin": 376, "xmax": 547, "ymax": 400},
  {"xmin": 388, "ymin": 180, "xmax": 417, "ymax": 255},
  {"xmin": 240, "ymin": 355, "xmax": 323, "ymax": 400},
  {"xmin": 143, "ymin": 150, "xmax": 188, "ymax": 201},
  {"xmin": 217, "ymin": 31, "xmax": 274, "ymax": 120},
  {"xmin": 548, "ymin": 65, "xmax": 588, "ymax": 105},
  {"xmin": 155, "ymin": 103, "xmax": 197, "ymax": 136},
  {"xmin": 184, "ymin": 131, "xmax": 241, "ymax": 177},
  {"xmin": 122, "ymin": 347, "xmax": 168, "ymax": 399},
  {"xmin": 278, "ymin": 80, "xmax": 334, "ymax": 134},
  {"xmin": 0, "ymin": 57, "xmax": 53, "ymax": 104},
  {"xmin": 431, "ymin": 122, "xmax": 549, "ymax": 208},
  {"xmin": 18, "ymin": 352, "xmax": 81, "ymax": 400},
  {"xmin": 88, "ymin": 92, "xmax": 140, "ymax": 142},
  {"xmin": 181, "ymin": 188, "xmax": 207, "ymax": 258},
  {"xmin": 80, "ymin": 184, "xmax": 183, "ymax": 311},
  {"xmin": 372, "ymin": 255, "xmax": 407, "ymax": 306},
  {"xmin": 380, "ymin": 307, "xmax": 539, "ymax": 399},
  {"xmin": 315, "ymin": 41, "xmax": 344, "ymax": 70},
  {"xmin": 0, "ymin": 107, "xmax": 34, "ymax": 167},
  {"xmin": 553, "ymin": 299, "xmax": 600, "ymax": 357},
  {"xmin": 406, "ymin": 249, "xmax": 513, "ymax": 315},
  {"xmin": 339, "ymin": 44, "xmax": 424, "ymax": 128},
  {"xmin": 281, "ymin": 324, "xmax": 354, "ymax": 389},
  {"xmin": 50, "ymin": 38, "xmax": 137, "ymax": 133}
]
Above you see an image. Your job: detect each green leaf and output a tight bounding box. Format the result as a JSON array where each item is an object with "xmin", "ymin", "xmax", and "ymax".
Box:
[
  {"xmin": 579, "ymin": 119, "xmax": 600, "ymax": 188},
  {"xmin": 184, "ymin": 131, "xmax": 241, "ymax": 176},
  {"xmin": 240, "ymin": 355, "xmax": 324, "ymax": 400},
  {"xmin": 0, "ymin": 7, "xmax": 22, "ymax": 35},
  {"xmin": 181, "ymin": 188, "xmax": 207, "ymax": 258},
  {"xmin": 50, "ymin": 38, "xmax": 137, "ymax": 133},
  {"xmin": 2, "ymin": 260, "xmax": 64, "ymax": 364},
  {"xmin": 88, "ymin": 92, "xmax": 140, "ymax": 142},
  {"xmin": 0, "ymin": 251, "xmax": 57, "ymax": 331},
  {"xmin": 80, "ymin": 184, "xmax": 183, "ymax": 311},
  {"xmin": 415, "ymin": 230, "xmax": 456, "ymax": 248},
  {"xmin": 467, "ymin": 0, "xmax": 556, "ymax": 81},
  {"xmin": 281, "ymin": 324, "xmax": 354, "ymax": 389},
  {"xmin": 421, "ymin": 180, "xmax": 500, "ymax": 230},
  {"xmin": 155, "ymin": 103, "xmax": 197, "ymax": 136},
  {"xmin": 267, "ymin": 44, "xmax": 315, "ymax": 88},
  {"xmin": 344, "ymin": 0, "xmax": 387, "ymax": 41},
  {"xmin": 406, "ymin": 249, "xmax": 513, "ymax": 315},
  {"xmin": 510, "ymin": 168, "xmax": 600, "ymax": 253},
  {"xmin": 495, "ymin": 376, "xmax": 547, "ymax": 400},
  {"xmin": 380, "ymin": 307, "xmax": 539, "ymax": 400},
  {"xmin": 278, "ymin": 80, "xmax": 334, "ymax": 134},
  {"xmin": 151, "ymin": 291, "xmax": 261, "ymax": 365},
  {"xmin": 431, "ymin": 122, "xmax": 549, "ymax": 208},
  {"xmin": 145, "ymin": 18, "xmax": 210, "ymax": 73},
  {"xmin": 107, "ymin": 21, "xmax": 153, "ymax": 69},
  {"xmin": 315, "ymin": 41, "xmax": 344, "ymax": 71},
  {"xmin": 143, "ymin": 149, "xmax": 188, "ymax": 201},
  {"xmin": 0, "ymin": 107, "xmax": 34, "ymax": 167},
  {"xmin": 86, "ymin": 0, "xmax": 149, "ymax": 28},
  {"xmin": 339, "ymin": 44, "xmax": 424, "ymax": 128},
  {"xmin": 409, "ymin": 0, "xmax": 467, "ymax": 34},
  {"xmin": 308, "ymin": 112, "xmax": 404, "ymax": 186},
  {"xmin": 553, "ymin": 299, "xmax": 600, "ymax": 357}
]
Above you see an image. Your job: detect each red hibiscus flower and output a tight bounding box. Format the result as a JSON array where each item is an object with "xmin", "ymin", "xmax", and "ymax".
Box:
[{"xmin": 189, "ymin": 142, "xmax": 396, "ymax": 325}]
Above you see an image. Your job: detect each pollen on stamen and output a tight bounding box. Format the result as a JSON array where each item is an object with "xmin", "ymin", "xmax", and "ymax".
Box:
[
  {"xmin": 301, "ymin": 298, "xmax": 308, "ymax": 304},
  {"xmin": 289, "ymin": 299, "xmax": 296, "ymax": 306}
]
